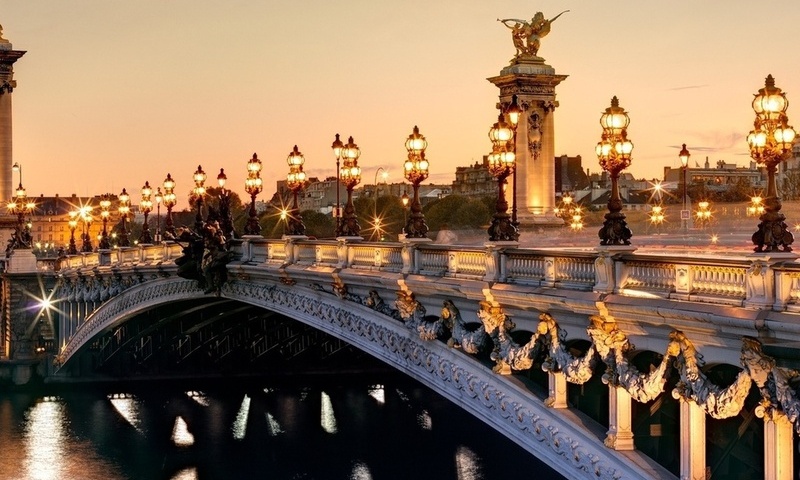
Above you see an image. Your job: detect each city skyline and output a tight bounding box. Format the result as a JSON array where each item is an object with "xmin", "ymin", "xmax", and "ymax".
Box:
[{"xmin": 2, "ymin": 1, "xmax": 799, "ymax": 209}]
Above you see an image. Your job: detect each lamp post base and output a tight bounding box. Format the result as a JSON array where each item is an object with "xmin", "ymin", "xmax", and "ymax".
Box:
[
  {"xmin": 599, "ymin": 211, "xmax": 632, "ymax": 246},
  {"xmin": 753, "ymin": 210, "xmax": 794, "ymax": 253},
  {"xmin": 488, "ymin": 212, "xmax": 519, "ymax": 242}
]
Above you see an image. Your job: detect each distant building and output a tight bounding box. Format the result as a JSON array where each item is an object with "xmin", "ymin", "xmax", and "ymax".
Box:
[
  {"xmin": 4, "ymin": 194, "xmax": 122, "ymax": 251},
  {"xmin": 555, "ymin": 155, "xmax": 589, "ymax": 193},
  {"xmin": 662, "ymin": 156, "xmax": 764, "ymax": 193},
  {"xmin": 451, "ymin": 157, "xmax": 496, "ymax": 198}
]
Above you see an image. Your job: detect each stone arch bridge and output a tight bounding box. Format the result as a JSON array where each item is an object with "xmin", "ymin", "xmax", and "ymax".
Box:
[{"xmin": 4, "ymin": 237, "xmax": 800, "ymax": 479}]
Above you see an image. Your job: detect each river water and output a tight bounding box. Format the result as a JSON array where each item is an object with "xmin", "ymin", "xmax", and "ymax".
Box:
[{"xmin": 0, "ymin": 374, "xmax": 563, "ymax": 480}]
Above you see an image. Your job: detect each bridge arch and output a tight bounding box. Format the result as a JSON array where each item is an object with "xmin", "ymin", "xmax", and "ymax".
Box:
[{"xmin": 55, "ymin": 275, "xmax": 660, "ymax": 480}]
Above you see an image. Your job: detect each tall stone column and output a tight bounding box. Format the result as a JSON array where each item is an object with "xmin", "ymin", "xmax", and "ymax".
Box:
[
  {"xmin": 0, "ymin": 26, "xmax": 26, "ymax": 203},
  {"xmin": 488, "ymin": 58, "xmax": 567, "ymax": 228}
]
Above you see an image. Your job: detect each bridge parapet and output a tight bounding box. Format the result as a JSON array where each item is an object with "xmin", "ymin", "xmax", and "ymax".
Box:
[
  {"xmin": 40, "ymin": 238, "xmax": 800, "ymax": 318},
  {"xmin": 227, "ymin": 238, "xmax": 800, "ymax": 312}
]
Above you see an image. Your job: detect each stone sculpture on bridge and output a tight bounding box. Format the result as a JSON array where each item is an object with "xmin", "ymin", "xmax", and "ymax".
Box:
[
  {"xmin": 497, "ymin": 10, "xmax": 568, "ymax": 62},
  {"xmin": 174, "ymin": 218, "xmax": 232, "ymax": 295},
  {"xmin": 477, "ymin": 302, "xmax": 539, "ymax": 374},
  {"xmin": 441, "ymin": 300, "xmax": 487, "ymax": 354}
]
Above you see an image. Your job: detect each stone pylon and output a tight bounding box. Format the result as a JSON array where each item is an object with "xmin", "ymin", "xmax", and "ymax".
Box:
[
  {"xmin": 0, "ymin": 25, "xmax": 25, "ymax": 203},
  {"xmin": 488, "ymin": 56, "xmax": 566, "ymax": 228}
]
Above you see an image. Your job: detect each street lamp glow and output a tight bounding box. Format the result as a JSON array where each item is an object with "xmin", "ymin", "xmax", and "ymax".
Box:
[
  {"xmin": 285, "ymin": 145, "xmax": 308, "ymax": 236},
  {"xmin": 746, "ymin": 75, "xmax": 796, "ymax": 252},
  {"xmin": 596, "ymin": 96, "xmax": 633, "ymax": 245},
  {"xmin": 244, "ymin": 154, "xmax": 264, "ymax": 236},
  {"xmin": 403, "ymin": 126, "xmax": 431, "ymax": 239},
  {"xmin": 337, "ymin": 136, "xmax": 362, "ymax": 237}
]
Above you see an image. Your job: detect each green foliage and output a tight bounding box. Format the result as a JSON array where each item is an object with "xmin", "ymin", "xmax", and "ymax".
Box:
[
  {"xmin": 351, "ymin": 195, "xmax": 408, "ymax": 240},
  {"xmin": 259, "ymin": 207, "xmax": 288, "ymax": 239},
  {"xmin": 423, "ymin": 195, "xmax": 492, "ymax": 231},
  {"xmin": 301, "ymin": 210, "xmax": 334, "ymax": 238}
]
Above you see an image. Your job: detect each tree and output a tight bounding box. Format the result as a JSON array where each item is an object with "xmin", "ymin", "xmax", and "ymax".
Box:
[
  {"xmin": 301, "ymin": 210, "xmax": 335, "ymax": 238},
  {"xmin": 423, "ymin": 195, "xmax": 492, "ymax": 231},
  {"xmin": 354, "ymin": 195, "xmax": 406, "ymax": 241}
]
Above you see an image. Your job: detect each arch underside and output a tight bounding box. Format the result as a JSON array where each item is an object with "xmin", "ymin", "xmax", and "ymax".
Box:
[{"xmin": 57, "ymin": 276, "xmax": 666, "ymax": 480}]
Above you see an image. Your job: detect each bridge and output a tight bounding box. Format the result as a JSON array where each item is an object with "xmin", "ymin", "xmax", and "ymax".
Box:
[{"xmin": 3, "ymin": 236, "xmax": 800, "ymax": 479}]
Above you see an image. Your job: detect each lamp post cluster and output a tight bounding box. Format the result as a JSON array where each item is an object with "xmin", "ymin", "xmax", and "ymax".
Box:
[
  {"xmin": 285, "ymin": 145, "xmax": 308, "ymax": 236},
  {"xmin": 98, "ymin": 194, "xmax": 112, "ymax": 249},
  {"xmin": 216, "ymin": 168, "xmax": 234, "ymax": 239},
  {"xmin": 403, "ymin": 126, "xmax": 430, "ymax": 238},
  {"xmin": 67, "ymin": 211, "xmax": 79, "ymax": 255},
  {"xmin": 192, "ymin": 165, "xmax": 207, "ymax": 232},
  {"xmin": 596, "ymin": 96, "xmax": 634, "ymax": 246},
  {"xmin": 554, "ymin": 194, "xmax": 583, "ymax": 232},
  {"xmin": 78, "ymin": 206, "xmax": 94, "ymax": 252},
  {"xmin": 162, "ymin": 173, "xmax": 177, "ymax": 238},
  {"xmin": 334, "ymin": 136, "xmax": 362, "ymax": 237},
  {"xmin": 244, "ymin": 154, "xmax": 263, "ymax": 236},
  {"xmin": 118, "ymin": 188, "xmax": 131, "ymax": 247},
  {"xmin": 139, "ymin": 181, "xmax": 153, "ymax": 244},
  {"xmin": 746, "ymin": 74, "xmax": 796, "ymax": 252},
  {"xmin": 696, "ymin": 201, "xmax": 712, "ymax": 229},
  {"xmin": 154, "ymin": 187, "xmax": 163, "ymax": 242},
  {"xmin": 678, "ymin": 143, "xmax": 691, "ymax": 233},
  {"xmin": 486, "ymin": 95, "xmax": 521, "ymax": 242},
  {"xmin": 648, "ymin": 205, "xmax": 665, "ymax": 232},
  {"xmin": 6, "ymin": 179, "xmax": 34, "ymax": 249}
]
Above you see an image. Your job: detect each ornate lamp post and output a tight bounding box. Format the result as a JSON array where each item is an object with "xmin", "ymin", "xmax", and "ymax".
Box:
[
  {"xmin": 118, "ymin": 188, "xmax": 131, "ymax": 247},
  {"xmin": 79, "ymin": 206, "xmax": 93, "ymax": 252},
  {"xmin": 244, "ymin": 153, "xmax": 263, "ymax": 236},
  {"xmin": 99, "ymin": 194, "xmax": 112, "ymax": 249},
  {"xmin": 139, "ymin": 181, "xmax": 153, "ymax": 244},
  {"xmin": 331, "ymin": 134, "xmax": 345, "ymax": 233},
  {"xmin": 154, "ymin": 187, "xmax": 163, "ymax": 242},
  {"xmin": 216, "ymin": 168, "xmax": 234, "ymax": 238},
  {"xmin": 285, "ymin": 145, "xmax": 308, "ymax": 236},
  {"xmin": 746, "ymin": 74, "xmax": 796, "ymax": 252},
  {"xmin": 6, "ymin": 181, "xmax": 34, "ymax": 249},
  {"xmin": 403, "ymin": 126, "xmax": 430, "ymax": 238},
  {"xmin": 162, "ymin": 173, "xmax": 177, "ymax": 238},
  {"xmin": 504, "ymin": 95, "xmax": 523, "ymax": 228},
  {"xmin": 678, "ymin": 143, "xmax": 690, "ymax": 233},
  {"xmin": 596, "ymin": 96, "xmax": 634, "ymax": 246},
  {"xmin": 192, "ymin": 165, "xmax": 207, "ymax": 232},
  {"xmin": 487, "ymin": 114, "xmax": 518, "ymax": 241},
  {"xmin": 67, "ymin": 211, "xmax": 79, "ymax": 255},
  {"xmin": 337, "ymin": 136, "xmax": 362, "ymax": 237},
  {"xmin": 401, "ymin": 191, "xmax": 409, "ymax": 232}
]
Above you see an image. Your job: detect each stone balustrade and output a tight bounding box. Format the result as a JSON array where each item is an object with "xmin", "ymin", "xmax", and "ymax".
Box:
[{"xmin": 17, "ymin": 238, "xmax": 797, "ymax": 312}]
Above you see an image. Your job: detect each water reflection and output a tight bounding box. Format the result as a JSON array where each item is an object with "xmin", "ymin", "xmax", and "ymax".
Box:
[
  {"xmin": 109, "ymin": 394, "xmax": 143, "ymax": 433},
  {"xmin": 18, "ymin": 396, "xmax": 123, "ymax": 480},
  {"xmin": 455, "ymin": 445, "xmax": 482, "ymax": 480},
  {"xmin": 320, "ymin": 391, "xmax": 338, "ymax": 434},
  {"xmin": 23, "ymin": 399, "xmax": 65, "ymax": 480},
  {"xmin": 1, "ymin": 376, "xmax": 563, "ymax": 480},
  {"xmin": 232, "ymin": 394, "xmax": 250, "ymax": 440},
  {"xmin": 171, "ymin": 416, "xmax": 195, "ymax": 446}
]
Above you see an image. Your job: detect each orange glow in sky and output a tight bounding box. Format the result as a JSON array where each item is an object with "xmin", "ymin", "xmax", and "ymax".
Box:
[{"xmin": 2, "ymin": 1, "xmax": 799, "ymax": 208}]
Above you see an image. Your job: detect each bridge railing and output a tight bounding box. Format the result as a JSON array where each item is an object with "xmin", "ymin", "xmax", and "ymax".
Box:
[
  {"xmin": 240, "ymin": 238, "xmax": 799, "ymax": 312},
  {"xmin": 53, "ymin": 243, "xmax": 185, "ymax": 271},
  {"xmin": 39, "ymin": 236, "xmax": 800, "ymax": 312}
]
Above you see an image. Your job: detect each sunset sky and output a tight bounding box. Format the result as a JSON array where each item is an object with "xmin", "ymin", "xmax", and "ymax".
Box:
[{"xmin": 2, "ymin": 1, "xmax": 799, "ymax": 208}]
